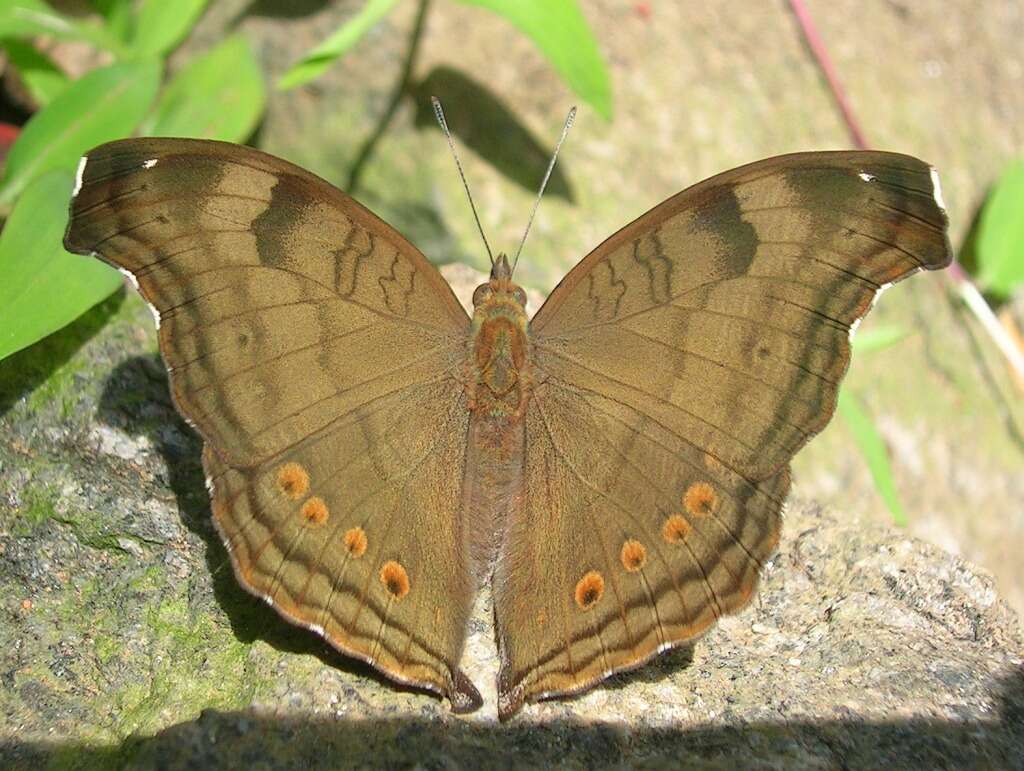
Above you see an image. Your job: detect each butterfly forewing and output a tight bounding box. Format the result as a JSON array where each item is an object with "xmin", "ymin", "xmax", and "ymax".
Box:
[
  {"xmin": 494, "ymin": 151, "xmax": 951, "ymax": 716},
  {"xmin": 64, "ymin": 138, "xmax": 482, "ymax": 711}
]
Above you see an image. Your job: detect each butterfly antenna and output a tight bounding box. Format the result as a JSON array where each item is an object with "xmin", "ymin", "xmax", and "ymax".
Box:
[
  {"xmin": 512, "ymin": 105, "xmax": 577, "ymax": 273},
  {"xmin": 431, "ymin": 96, "xmax": 494, "ymax": 266}
]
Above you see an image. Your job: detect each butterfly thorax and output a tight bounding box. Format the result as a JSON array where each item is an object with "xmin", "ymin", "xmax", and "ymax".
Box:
[
  {"xmin": 461, "ymin": 255, "xmax": 532, "ymax": 581},
  {"xmin": 467, "ymin": 255, "xmax": 531, "ymax": 422}
]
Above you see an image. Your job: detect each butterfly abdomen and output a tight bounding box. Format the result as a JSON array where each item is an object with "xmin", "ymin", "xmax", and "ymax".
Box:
[{"xmin": 462, "ymin": 274, "xmax": 533, "ymax": 579}]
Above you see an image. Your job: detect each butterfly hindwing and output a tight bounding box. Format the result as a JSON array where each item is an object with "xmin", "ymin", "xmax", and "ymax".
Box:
[
  {"xmin": 65, "ymin": 138, "xmax": 481, "ymax": 711},
  {"xmin": 494, "ymin": 151, "xmax": 952, "ymax": 716}
]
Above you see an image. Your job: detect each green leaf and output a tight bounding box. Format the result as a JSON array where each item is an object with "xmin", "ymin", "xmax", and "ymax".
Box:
[
  {"xmin": 0, "ymin": 169, "xmax": 121, "ymax": 361},
  {"xmin": 90, "ymin": 0, "xmax": 133, "ymax": 42},
  {"xmin": 850, "ymin": 323, "xmax": 909, "ymax": 353},
  {"xmin": 976, "ymin": 159, "xmax": 1024, "ymax": 299},
  {"xmin": 455, "ymin": 0, "xmax": 612, "ymax": 119},
  {"xmin": 0, "ymin": 0, "xmax": 125, "ymax": 53},
  {"xmin": 0, "ymin": 0, "xmax": 75, "ymax": 38},
  {"xmin": 277, "ymin": 0, "xmax": 401, "ymax": 90},
  {"xmin": 837, "ymin": 390, "xmax": 907, "ymax": 527},
  {"xmin": 146, "ymin": 35, "xmax": 265, "ymax": 142},
  {"xmin": 0, "ymin": 58, "xmax": 161, "ymax": 206},
  {"xmin": 1, "ymin": 38, "xmax": 69, "ymax": 105},
  {"xmin": 129, "ymin": 0, "xmax": 209, "ymax": 58}
]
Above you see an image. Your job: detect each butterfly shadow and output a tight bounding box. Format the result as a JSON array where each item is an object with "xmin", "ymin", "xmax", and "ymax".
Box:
[
  {"xmin": 409, "ymin": 66, "xmax": 575, "ymax": 204},
  {"xmin": 95, "ymin": 354, "xmax": 421, "ymax": 696},
  {"xmin": 231, "ymin": 0, "xmax": 332, "ymax": 22},
  {"xmin": 0, "ymin": 289, "xmax": 125, "ymax": 417},
  {"xmin": 6, "ymin": 660, "xmax": 1023, "ymax": 767}
]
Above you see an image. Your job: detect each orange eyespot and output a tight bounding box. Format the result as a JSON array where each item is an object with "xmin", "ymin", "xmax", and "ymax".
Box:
[
  {"xmin": 574, "ymin": 571, "xmax": 605, "ymax": 610},
  {"xmin": 620, "ymin": 539, "xmax": 647, "ymax": 572},
  {"xmin": 380, "ymin": 561, "xmax": 410, "ymax": 599},
  {"xmin": 343, "ymin": 527, "xmax": 367, "ymax": 557},
  {"xmin": 662, "ymin": 514, "xmax": 691, "ymax": 543},
  {"xmin": 276, "ymin": 462, "xmax": 309, "ymax": 499},
  {"xmin": 300, "ymin": 497, "xmax": 329, "ymax": 527},
  {"xmin": 684, "ymin": 482, "xmax": 718, "ymax": 517}
]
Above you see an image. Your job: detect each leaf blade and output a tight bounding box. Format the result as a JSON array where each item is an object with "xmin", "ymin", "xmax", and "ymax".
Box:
[
  {"xmin": 147, "ymin": 34, "xmax": 266, "ymax": 142},
  {"xmin": 838, "ymin": 389, "xmax": 907, "ymax": 527},
  {"xmin": 850, "ymin": 323, "xmax": 909, "ymax": 353},
  {"xmin": 0, "ymin": 58, "xmax": 162, "ymax": 205},
  {"xmin": 277, "ymin": 0, "xmax": 401, "ymax": 90},
  {"xmin": 0, "ymin": 0, "xmax": 125, "ymax": 53},
  {"xmin": 0, "ymin": 38, "xmax": 69, "ymax": 105},
  {"xmin": 976, "ymin": 159, "xmax": 1024, "ymax": 299},
  {"xmin": 0, "ymin": 169, "xmax": 121, "ymax": 361},
  {"xmin": 129, "ymin": 0, "xmax": 209, "ymax": 58},
  {"xmin": 454, "ymin": 0, "xmax": 612, "ymax": 119}
]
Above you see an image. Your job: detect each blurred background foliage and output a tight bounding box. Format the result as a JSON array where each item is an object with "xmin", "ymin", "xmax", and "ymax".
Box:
[{"xmin": 0, "ymin": 0, "xmax": 1021, "ymax": 596}]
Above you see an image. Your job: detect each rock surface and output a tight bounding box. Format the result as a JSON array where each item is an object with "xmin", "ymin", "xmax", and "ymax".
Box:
[
  {"xmin": 2, "ymin": 0, "xmax": 1024, "ymax": 768},
  {"xmin": 1, "ymin": 277, "xmax": 1023, "ymax": 768}
]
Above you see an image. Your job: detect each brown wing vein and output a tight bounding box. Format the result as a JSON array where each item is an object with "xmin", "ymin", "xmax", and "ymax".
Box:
[
  {"xmin": 187, "ymin": 320, "xmax": 378, "ymax": 396},
  {"xmin": 541, "ymin": 282, "xmax": 850, "ymax": 349},
  {"xmin": 249, "ymin": 348, "xmax": 460, "ymax": 445},
  {"xmin": 536, "ymin": 387, "xmax": 762, "ymax": 584},
  {"xmin": 536, "ymin": 344, "xmax": 817, "ymax": 456},
  {"xmin": 532, "ymin": 366, "xmax": 784, "ymax": 503},
  {"xmin": 532, "ymin": 395, "xmax": 717, "ymax": 626},
  {"xmin": 532, "ymin": 399, "xmax": 639, "ymax": 659},
  {"xmin": 233, "ymin": 390, "xmax": 466, "ymax": 666}
]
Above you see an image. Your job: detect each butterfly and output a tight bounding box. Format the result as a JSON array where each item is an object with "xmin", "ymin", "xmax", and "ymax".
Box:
[{"xmin": 63, "ymin": 126, "xmax": 951, "ymax": 719}]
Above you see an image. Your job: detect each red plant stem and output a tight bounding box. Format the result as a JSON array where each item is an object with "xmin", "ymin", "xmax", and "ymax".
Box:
[
  {"xmin": 788, "ymin": 0, "xmax": 870, "ymax": 150},
  {"xmin": 788, "ymin": 0, "xmax": 1024, "ymax": 382}
]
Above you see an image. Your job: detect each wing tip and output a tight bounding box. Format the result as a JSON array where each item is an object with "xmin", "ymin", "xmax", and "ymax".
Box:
[{"xmin": 449, "ymin": 669, "xmax": 484, "ymax": 714}]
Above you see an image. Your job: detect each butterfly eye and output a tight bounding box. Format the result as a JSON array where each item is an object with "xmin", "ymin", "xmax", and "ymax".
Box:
[
  {"xmin": 513, "ymin": 287, "xmax": 527, "ymax": 307},
  {"xmin": 472, "ymin": 284, "xmax": 493, "ymax": 307}
]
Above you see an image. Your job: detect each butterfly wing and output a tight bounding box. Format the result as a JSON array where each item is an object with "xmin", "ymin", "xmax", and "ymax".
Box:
[
  {"xmin": 65, "ymin": 138, "xmax": 482, "ymax": 711},
  {"xmin": 495, "ymin": 151, "xmax": 952, "ymax": 717}
]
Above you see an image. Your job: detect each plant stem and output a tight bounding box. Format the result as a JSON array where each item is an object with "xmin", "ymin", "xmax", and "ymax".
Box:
[
  {"xmin": 346, "ymin": 0, "xmax": 431, "ymax": 194},
  {"xmin": 787, "ymin": 0, "xmax": 869, "ymax": 150},
  {"xmin": 787, "ymin": 0, "xmax": 1024, "ymax": 383}
]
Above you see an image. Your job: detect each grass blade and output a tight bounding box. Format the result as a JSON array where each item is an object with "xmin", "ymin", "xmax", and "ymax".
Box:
[{"xmin": 837, "ymin": 389, "xmax": 908, "ymax": 527}]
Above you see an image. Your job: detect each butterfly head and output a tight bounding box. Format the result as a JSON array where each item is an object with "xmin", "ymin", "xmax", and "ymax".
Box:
[{"xmin": 473, "ymin": 253, "xmax": 527, "ymax": 310}]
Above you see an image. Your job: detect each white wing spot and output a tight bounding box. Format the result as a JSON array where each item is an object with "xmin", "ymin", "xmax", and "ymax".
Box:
[
  {"xmin": 117, "ymin": 267, "xmax": 140, "ymax": 292},
  {"xmin": 929, "ymin": 166, "xmax": 946, "ymax": 212},
  {"xmin": 142, "ymin": 158, "xmax": 158, "ymax": 169},
  {"xmin": 858, "ymin": 171, "xmax": 876, "ymax": 182},
  {"xmin": 848, "ymin": 281, "xmax": 894, "ymax": 341},
  {"xmin": 119, "ymin": 268, "xmax": 161, "ymax": 328},
  {"xmin": 73, "ymin": 156, "xmax": 88, "ymax": 196}
]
